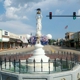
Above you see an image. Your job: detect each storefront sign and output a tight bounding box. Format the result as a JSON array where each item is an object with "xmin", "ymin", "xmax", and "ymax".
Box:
[
  {"xmin": 2, "ymin": 38, "xmax": 9, "ymax": 42},
  {"xmin": 2, "ymin": 30, "xmax": 9, "ymax": 36}
]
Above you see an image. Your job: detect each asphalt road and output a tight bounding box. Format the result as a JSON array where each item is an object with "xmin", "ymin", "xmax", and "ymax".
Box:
[
  {"xmin": 0, "ymin": 45, "xmax": 53, "ymax": 55},
  {"xmin": 0, "ymin": 45, "xmax": 80, "ymax": 62},
  {"xmin": 0, "ymin": 45, "xmax": 80, "ymax": 55}
]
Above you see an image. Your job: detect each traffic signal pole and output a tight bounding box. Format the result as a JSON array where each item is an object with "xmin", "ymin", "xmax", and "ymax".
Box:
[
  {"xmin": 46, "ymin": 15, "xmax": 80, "ymax": 17},
  {"xmin": 47, "ymin": 12, "xmax": 80, "ymax": 20}
]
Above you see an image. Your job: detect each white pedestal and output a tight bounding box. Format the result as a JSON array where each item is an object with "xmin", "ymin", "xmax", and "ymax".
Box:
[
  {"xmin": 27, "ymin": 43, "xmax": 53, "ymax": 73},
  {"xmin": 27, "ymin": 63, "xmax": 53, "ymax": 73}
]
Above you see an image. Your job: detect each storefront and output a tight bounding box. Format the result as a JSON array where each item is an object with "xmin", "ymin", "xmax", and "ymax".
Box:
[
  {"xmin": 9, "ymin": 32, "xmax": 22, "ymax": 48},
  {"xmin": 19, "ymin": 35, "xmax": 28, "ymax": 47},
  {"xmin": 1, "ymin": 30, "xmax": 9, "ymax": 49},
  {"xmin": 69, "ymin": 40, "xmax": 74, "ymax": 47},
  {"xmin": 0, "ymin": 30, "xmax": 28, "ymax": 49},
  {"xmin": 2, "ymin": 37, "xmax": 9, "ymax": 49},
  {"xmin": 9, "ymin": 38, "xmax": 16, "ymax": 48},
  {"xmin": 15, "ymin": 39, "xmax": 22, "ymax": 47}
]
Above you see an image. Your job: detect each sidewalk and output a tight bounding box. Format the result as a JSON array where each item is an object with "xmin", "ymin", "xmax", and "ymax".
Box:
[
  {"xmin": 0, "ymin": 46, "xmax": 34, "ymax": 52},
  {"xmin": 0, "ymin": 48, "xmax": 16, "ymax": 52},
  {"xmin": 54, "ymin": 45, "xmax": 80, "ymax": 51}
]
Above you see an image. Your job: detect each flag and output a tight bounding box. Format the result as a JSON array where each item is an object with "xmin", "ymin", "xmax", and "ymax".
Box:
[{"xmin": 65, "ymin": 25, "xmax": 68, "ymax": 29}]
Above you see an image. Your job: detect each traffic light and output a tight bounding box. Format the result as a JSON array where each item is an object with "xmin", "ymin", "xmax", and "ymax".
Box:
[
  {"xmin": 49, "ymin": 12, "xmax": 52, "ymax": 19},
  {"xmin": 73, "ymin": 12, "xmax": 76, "ymax": 20}
]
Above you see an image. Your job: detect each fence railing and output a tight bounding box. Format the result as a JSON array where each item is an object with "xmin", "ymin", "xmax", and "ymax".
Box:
[{"xmin": 0, "ymin": 57, "xmax": 76, "ymax": 74}]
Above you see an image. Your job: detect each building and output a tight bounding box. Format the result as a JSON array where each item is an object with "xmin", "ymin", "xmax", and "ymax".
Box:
[
  {"xmin": 9, "ymin": 32, "xmax": 22, "ymax": 48},
  {"xmin": 57, "ymin": 38, "xmax": 61, "ymax": 46},
  {"xmin": 74, "ymin": 31, "xmax": 80, "ymax": 48},
  {"xmin": 57, "ymin": 38, "xmax": 65, "ymax": 46},
  {"xmin": 0, "ymin": 29, "xmax": 29, "ymax": 50},
  {"xmin": 65, "ymin": 32, "xmax": 74, "ymax": 47},
  {"xmin": 19, "ymin": 35, "xmax": 28, "ymax": 47},
  {"xmin": 0, "ymin": 29, "xmax": 10, "ymax": 49},
  {"xmin": 65, "ymin": 31, "xmax": 80, "ymax": 48}
]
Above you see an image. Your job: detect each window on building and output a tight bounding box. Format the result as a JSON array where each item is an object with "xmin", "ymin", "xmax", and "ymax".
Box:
[{"xmin": 5, "ymin": 31, "xmax": 8, "ymax": 35}]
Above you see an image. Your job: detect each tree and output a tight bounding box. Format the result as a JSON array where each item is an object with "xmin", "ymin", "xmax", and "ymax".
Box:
[{"xmin": 48, "ymin": 39, "xmax": 56, "ymax": 45}]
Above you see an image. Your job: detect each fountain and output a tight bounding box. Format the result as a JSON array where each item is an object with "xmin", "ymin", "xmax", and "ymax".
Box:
[{"xmin": 27, "ymin": 8, "xmax": 53, "ymax": 73}]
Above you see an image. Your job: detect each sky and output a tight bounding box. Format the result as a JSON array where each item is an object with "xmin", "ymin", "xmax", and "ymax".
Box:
[{"xmin": 0, "ymin": 0, "xmax": 80, "ymax": 39}]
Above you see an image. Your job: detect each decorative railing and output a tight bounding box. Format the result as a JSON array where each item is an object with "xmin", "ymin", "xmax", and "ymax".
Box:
[
  {"xmin": 0, "ymin": 58, "xmax": 75, "ymax": 73},
  {"xmin": 0, "ymin": 51, "xmax": 79, "ymax": 74}
]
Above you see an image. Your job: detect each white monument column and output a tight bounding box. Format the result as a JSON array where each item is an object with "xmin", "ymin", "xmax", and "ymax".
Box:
[
  {"xmin": 28, "ymin": 8, "xmax": 53, "ymax": 73},
  {"xmin": 36, "ymin": 9, "xmax": 42, "ymax": 44}
]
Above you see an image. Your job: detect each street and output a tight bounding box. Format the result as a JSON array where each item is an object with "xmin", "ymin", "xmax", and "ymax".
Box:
[
  {"xmin": 0, "ymin": 45, "xmax": 53, "ymax": 55},
  {"xmin": 0, "ymin": 45, "xmax": 80, "ymax": 67},
  {"xmin": 0, "ymin": 45, "xmax": 80, "ymax": 55}
]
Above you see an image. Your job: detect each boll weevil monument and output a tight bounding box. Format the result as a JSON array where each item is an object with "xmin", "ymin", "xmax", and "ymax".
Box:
[{"xmin": 27, "ymin": 8, "xmax": 53, "ymax": 73}]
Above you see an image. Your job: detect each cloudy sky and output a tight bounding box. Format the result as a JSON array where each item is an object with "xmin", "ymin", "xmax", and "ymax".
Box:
[{"xmin": 0, "ymin": 0, "xmax": 80, "ymax": 39}]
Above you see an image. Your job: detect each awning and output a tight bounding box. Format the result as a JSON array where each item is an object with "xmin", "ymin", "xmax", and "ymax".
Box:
[
  {"xmin": 9, "ymin": 38, "xmax": 16, "ymax": 42},
  {"xmin": 16, "ymin": 39, "xmax": 22, "ymax": 43},
  {"xmin": 22, "ymin": 41, "xmax": 28, "ymax": 43},
  {"xmin": 69, "ymin": 40, "xmax": 74, "ymax": 43},
  {"xmin": 9, "ymin": 38, "xmax": 22, "ymax": 43}
]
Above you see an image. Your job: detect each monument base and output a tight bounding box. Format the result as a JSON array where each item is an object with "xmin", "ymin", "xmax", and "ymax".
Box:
[{"xmin": 27, "ymin": 63, "xmax": 53, "ymax": 73}]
